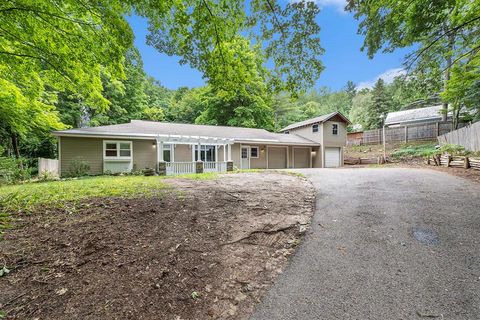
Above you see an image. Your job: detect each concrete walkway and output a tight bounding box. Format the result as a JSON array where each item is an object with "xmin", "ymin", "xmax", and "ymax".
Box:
[{"xmin": 251, "ymin": 168, "xmax": 480, "ymax": 320}]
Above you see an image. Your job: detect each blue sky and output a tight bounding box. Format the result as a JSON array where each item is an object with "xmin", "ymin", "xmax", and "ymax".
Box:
[{"xmin": 126, "ymin": 1, "xmax": 412, "ymax": 91}]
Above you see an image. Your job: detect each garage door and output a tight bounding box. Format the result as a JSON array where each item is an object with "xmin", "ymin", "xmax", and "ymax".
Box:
[
  {"xmin": 268, "ymin": 147, "xmax": 287, "ymax": 169},
  {"xmin": 293, "ymin": 148, "xmax": 310, "ymax": 168},
  {"xmin": 324, "ymin": 147, "xmax": 341, "ymax": 168}
]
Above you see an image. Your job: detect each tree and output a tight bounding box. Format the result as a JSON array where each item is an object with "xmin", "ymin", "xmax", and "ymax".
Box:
[
  {"xmin": 345, "ymin": 81, "xmax": 357, "ymax": 104},
  {"xmin": 347, "ymin": 0, "xmax": 480, "ymax": 122},
  {"xmin": 364, "ymin": 79, "xmax": 389, "ymax": 129},
  {"xmin": 141, "ymin": 0, "xmax": 324, "ymax": 94},
  {"xmin": 349, "ymin": 90, "xmax": 373, "ymax": 130},
  {"xmin": 95, "ymin": 48, "xmax": 148, "ymax": 125},
  {"xmin": 167, "ymin": 87, "xmax": 208, "ymax": 123},
  {"xmin": 195, "ymin": 37, "xmax": 274, "ymax": 129}
]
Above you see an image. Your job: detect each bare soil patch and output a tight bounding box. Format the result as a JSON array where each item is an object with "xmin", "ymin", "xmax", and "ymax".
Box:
[{"xmin": 0, "ymin": 172, "xmax": 314, "ymax": 319}]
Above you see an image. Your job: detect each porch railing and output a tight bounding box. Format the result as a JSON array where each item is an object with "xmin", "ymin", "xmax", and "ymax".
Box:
[
  {"xmin": 166, "ymin": 162, "xmax": 195, "ymax": 175},
  {"xmin": 165, "ymin": 161, "xmax": 227, "ymax": 175},
  {"xmin": 204, "ymin": 161, "xmax": 227, "ymax": 173}
]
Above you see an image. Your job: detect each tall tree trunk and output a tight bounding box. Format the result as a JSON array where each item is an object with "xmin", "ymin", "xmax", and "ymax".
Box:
[
  {"xmin": 442, "ymin": 29, "xmax": 455, "ymax": 122},
  {"xmin": 10, "ymin": 133, "xmax": 24, "ymax": 170}
]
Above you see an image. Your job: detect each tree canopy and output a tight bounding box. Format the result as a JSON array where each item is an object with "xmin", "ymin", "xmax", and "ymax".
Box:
[{"xmin": 347, "ymin": 0, "xmax": 480, "ymax": 122}]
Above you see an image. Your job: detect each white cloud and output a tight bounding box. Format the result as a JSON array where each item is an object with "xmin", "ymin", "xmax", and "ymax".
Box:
[
  {"xmin": 357, "ymin": 68, "xmax": 406, "ymax": 90},
  {"xmin": 291, "ymin": 0, "xmax": 347, "ymax": 12}
]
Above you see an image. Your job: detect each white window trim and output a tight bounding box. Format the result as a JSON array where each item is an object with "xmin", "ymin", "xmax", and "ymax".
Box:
[
  {"xmin": 332, "ymin": 123, "xmax": 339, "ymax": 135},
  {"xmin": 194, "ymin": 144, "xmax": 217, "ymax": 162},
  {"xmin": 312, "ymin": 123, "xmax": 319, "ymax": 133},
  {"xmin": 103, "ymin": 140, "xmax": 133, "ymax": 160},
  {"xmin": 250, "ymin": 146, "xmax": 259, "ymax": 158}
]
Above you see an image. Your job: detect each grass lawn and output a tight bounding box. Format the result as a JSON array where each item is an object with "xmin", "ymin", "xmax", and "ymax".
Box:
[{"xmin": 0, "ymin": 173, "xmax": 217, "ymax": 234}]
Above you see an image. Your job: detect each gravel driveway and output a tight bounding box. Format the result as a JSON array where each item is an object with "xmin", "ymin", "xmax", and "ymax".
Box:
[{"xmin": 251, "ymin": 168, "xmax": 480, "ymax": 320}]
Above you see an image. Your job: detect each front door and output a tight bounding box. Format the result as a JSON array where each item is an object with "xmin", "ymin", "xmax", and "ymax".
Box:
[{"xmin": 241, "ymin": 146, "xmax": 250, "ymax": 169}]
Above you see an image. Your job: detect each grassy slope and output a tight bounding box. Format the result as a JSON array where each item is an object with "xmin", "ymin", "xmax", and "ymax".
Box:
[
  {"xmin": 345, "ymin": 141, "xmax": 438, "ymax": 159},
  {"xmin": 0, "ymin": 173, "xmax": 218, "ymax": 233}
]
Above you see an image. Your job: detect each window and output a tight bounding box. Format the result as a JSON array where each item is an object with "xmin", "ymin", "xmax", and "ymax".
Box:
[
  {"xmin": 104, "ymin": 141, "xmax": 132, "ymax": 159},
  {"xmin": 332, "ymin": 124, "xmax": 338, "ymax": 135},
  {"xmin": 312, "ymin": 124, "xmax": 319, "ymax": 133},
  {"xmin": 163, "ymin": 144, "xmax": 171, "ymax": 162},
  {"xmin": 195, "ymin": 145, "xmax": 216, "ymax": 162},
  {"xmin": 284, "ymin": 131, "xmax": 289, "ymax": 134},
  {"xmin": 250, "ymin": 146, "xmax": 259, "ymax": 158},
  {"xmin": 241, "ymin": 147, "xmax": 248, "ymax": 159}
]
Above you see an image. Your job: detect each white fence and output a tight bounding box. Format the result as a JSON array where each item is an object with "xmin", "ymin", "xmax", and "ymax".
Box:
[
  {"xmin": 438, "ymin": 121, "xmax": 480, "ymax": 151},
  {"xmin": 165, "ymin": 161, "xmax": 227, "ymax": 175},
  {"xmin": 166, "ymin": 162, "xmax": 195, "ymax": 175},
  {"xmin": 204, "ymin": 161, "xmax": 227, "ymax": 173},
  {"xmin": 38, "ymin": 158, "xmax": 59, "ymax": 177}
]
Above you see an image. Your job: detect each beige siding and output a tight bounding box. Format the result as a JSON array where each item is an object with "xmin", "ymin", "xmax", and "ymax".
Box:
[
  {"xmin": 173, "ymin": 144, "xmax": 193, "ymax": 162},
  {"xmin": 323, "ymin": 121, "xmax": 347, "ymax": 147},
  {"xmin": 133, "ymin": 140, "xmax": 156, "ymax": 171},
  {"xmin": 287, "ymin": 124, "xmax": 323, "ymax": 143},
  {"xmin": 245, "ymin": 144, "xmax": 267, "ymax": 169},
  {"xmin": 60, "ymin": 137, "xmax": 103, "ymax": 176},
  {"xmin": 312, "ymin": 146, "xmax": 322, "ymax": 168},
  {"xmin": 60, "ymin": 137, "xmax": 157, "ymax": 176},
  {"xmin": 229, "ymin": 143, "xmax": 238, "ymax": 168}
]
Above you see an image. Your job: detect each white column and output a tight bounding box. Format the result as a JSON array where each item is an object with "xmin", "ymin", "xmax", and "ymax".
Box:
[
  {"xmin": 171, "ymin": 144, "xmax": 175, "ymax": 162},
  {"xmin": 159, "ymin": 140, "xmax": 164, "ymax": 162},
  {"xmin": 197, "ymin": 141, "xmax": 202, "ymax": 161},
  {"xmin": 215, "ymin": 145, "xmax": 218, "ymax": 162},
  {"xmin": 191, "ymin": 144, "xmax": 195, "ymax": 161},
  {"xmin": 227, "ymin": 143, "xmax": 232, "ymax": 161},
  {"xmin": 223, "ymin": 144, "xmax": 226, "ymax": 162}
]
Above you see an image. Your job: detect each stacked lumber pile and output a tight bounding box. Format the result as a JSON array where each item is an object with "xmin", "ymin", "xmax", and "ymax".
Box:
[
  {"xmin": 344, "ymin": 156, "xmax": 385, "ymax": 165},
  {"xmin": 344, "ymin": 157, "xmax": 361, "ymax": 165},
  {"xmin": 449, "ymin": 156, "xmax": 467, "ymax": 168},
  {"xmin": 360, "ymin": 158, "xmax": 377, "ymax": 164},
  {"xmin": 427, "ymin": 154, "xmax": 480, "ymax": 170},
  {"xmin": 469, "ymin": 157, "xmax": 480, "ymax": 170},
  {"xmin": 439, "ymin": 155, "xmax": 450, "ymax": 166}
]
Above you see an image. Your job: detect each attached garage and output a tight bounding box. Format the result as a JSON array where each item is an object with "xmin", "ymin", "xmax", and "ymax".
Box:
[
  {"xmin": 324, "ymin": 147, "xmax": 341, "ymax": 168},
  {"xmin": 268, "ymin": 147, "xmax": 287, "ymax": 169},
  {"xmin": 293, "ymin": 147, "xmax": 311, "ymax": 168}
]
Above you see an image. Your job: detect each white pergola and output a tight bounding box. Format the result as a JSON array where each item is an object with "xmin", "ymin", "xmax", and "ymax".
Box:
[{"xmin": 155, "ymin": 134, "xmax": 234, "ymax": 163}]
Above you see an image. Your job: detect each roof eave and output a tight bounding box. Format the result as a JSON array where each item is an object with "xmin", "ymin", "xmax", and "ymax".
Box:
[{"xmin": 280, "ymin": 111, "xmax": 351, "ymax": 132}]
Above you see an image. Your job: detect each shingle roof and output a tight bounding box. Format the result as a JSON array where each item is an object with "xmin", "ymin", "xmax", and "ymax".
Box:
[
  {"xmin": 53, "ymin": 120, "xmax": 319, "ymax": 146},
  {"xmin": 280, "ymin": 111, "xmax": 351, "ymax": 132},
  {"xmin": 385, "ymin": 105, "xmax": 451, "ymax": 125}
]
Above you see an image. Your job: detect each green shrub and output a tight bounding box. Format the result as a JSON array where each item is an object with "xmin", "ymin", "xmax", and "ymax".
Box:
[
  {"xmin": 438, "ymin": 144, "xmax": 468, "ymax": 156},
  {"xmin": 0, "ymin": 157, "xmax": 31, "ymax": 184},
  {"xmin": 391, "ymin": 143, "xmax": 438, "ymax": 159},
  {"xmin": 66, "ymin": 158, "xmax": 90, "ymax": 177},
  {"xmin": 37, "ymin": 171, "xmax": 58, "ymax": 182}
]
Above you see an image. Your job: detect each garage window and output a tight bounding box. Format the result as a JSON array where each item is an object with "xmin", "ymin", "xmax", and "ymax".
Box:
[
  {"xmin": 250, "ymin": 146, "xmax": 259, "ymax": 158},
  {"xmin": 332, "ymin": 124, "xmax": 338, "ymax": 135},
  {"xmin": 312, "ymin": 124, "xmax": 319, "ymax": 133}
]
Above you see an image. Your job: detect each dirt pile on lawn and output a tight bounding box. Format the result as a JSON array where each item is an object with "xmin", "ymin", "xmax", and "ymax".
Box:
[{"xmin": 0, "ymin": 172, "xmax": 315, "ymax": 319}]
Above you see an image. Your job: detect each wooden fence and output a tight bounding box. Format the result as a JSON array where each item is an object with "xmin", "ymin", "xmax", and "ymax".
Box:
[
  {"xmin": 38, "ymin": 158, "xmax": 59, "ymax": 177},
  {"xmin": 437, "ymin": 121, "xmax": 480, "ymax": 151},
  {"xmin": 360, "ymin": 122, "xmax": 454, "ymax": 145}
]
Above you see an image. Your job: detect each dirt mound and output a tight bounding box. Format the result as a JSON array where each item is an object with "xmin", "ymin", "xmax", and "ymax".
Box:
[{"xmin": 0, "ymin": 172, "xmax": 314, "ymax": 319}]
